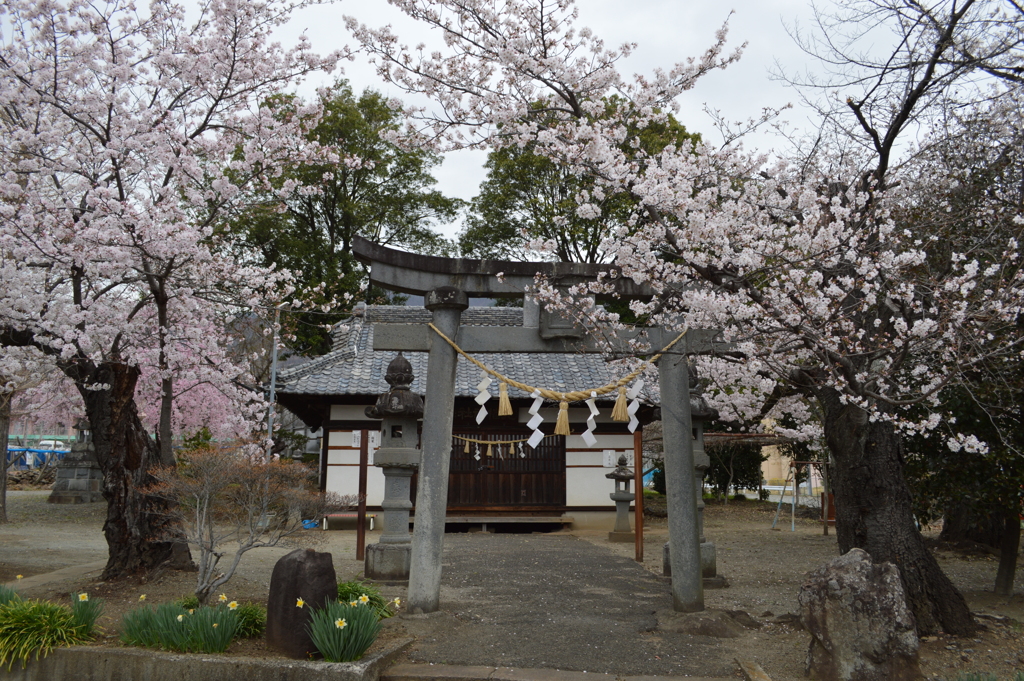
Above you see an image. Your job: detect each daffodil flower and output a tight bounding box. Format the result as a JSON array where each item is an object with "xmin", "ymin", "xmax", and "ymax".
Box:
[
  {"xmin": 393, "ymin": 597, "xmax": 401, "ymax": 606},
  {"xmin": 335, "ymin": 618, "xmax": 347, "ymax": 629},
  {"xmin": 177, "ymin": 614, "xmax": 184, "ymax": 622},
  {"xmin": 228, "ymin": 601, "xmax": 238, "ymax": 610},
  {"xmin": 139, "ymin": 594, "xmax": 146, "ymax": 601},
  {"xmin": 15, "ymin": 575, "xmax": 23, "ymax": 580},
  {"xmin": 358, "ymin": 594, "xmax": 369, "ymax": 604},
  {"xmin": 349, "ymin": 600, "xmax": 357, "ymax": 607},
  {"xmin": 296, "ymin": 597, "xmax": 305, "ymax": 608},
  {"xmin": 78, "ymin": 593, "xmax": 89, "ymax": 602},
  {"xmin": 188, "ymin": 609, "xmax": 194, "ymax": 614},
  {"xmin": 218, "ymin": 594, "xmax": 227, "ymax": 602},
  {"xmin": 212, "ymin": 623, "xmax": 218, "ymax": 628}
]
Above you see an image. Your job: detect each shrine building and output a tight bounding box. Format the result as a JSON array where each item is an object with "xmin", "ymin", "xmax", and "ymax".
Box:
[{"xmin": 275, "ymin": 303, "xmax": 658, "ymax": 527}]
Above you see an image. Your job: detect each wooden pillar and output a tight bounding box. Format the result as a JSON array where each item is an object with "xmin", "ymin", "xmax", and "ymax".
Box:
[{"xmin": 633, "ymin": 429, "xmax": 644, "ymax": 563}]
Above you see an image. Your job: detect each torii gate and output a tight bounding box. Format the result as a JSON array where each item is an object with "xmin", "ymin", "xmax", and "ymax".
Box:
[{"xmin": 353, "ymin": 236, "xmax": 729, "ymax": 614}]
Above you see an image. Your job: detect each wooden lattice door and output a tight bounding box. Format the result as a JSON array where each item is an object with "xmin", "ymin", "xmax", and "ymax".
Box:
[{"xmin": 446, "ymin": 430, "xmax": 566, "ymax": 511}]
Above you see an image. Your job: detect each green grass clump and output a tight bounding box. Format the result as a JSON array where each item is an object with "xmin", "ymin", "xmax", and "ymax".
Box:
[
  {"xmin": 173, "ymin": 595, "xmax": 200, "ymax": 610},
  {"xmin": 0, "ymin": 598, "xmax": 92, "ymax": 670},
  {"xmin": 307, "ymin": 600, "xmax": 381, "ymax": 662},
  {"xmin": 336, "ymin": 580, "xmax": 394, "ymax": 619},
  {"xmin": 233, "ymin": 602, "xmax": 266, "ymax": 638},
  {"xmin": 69, "ymin": 593, "xmax": 103, "ymax": 638},
  {"xmin": 120, "ymin": 602, "xmax": 238, "ymax": 653},
  {"xmin": 0, "ymin": 586, "xmax": 20, "ymax": 608}
]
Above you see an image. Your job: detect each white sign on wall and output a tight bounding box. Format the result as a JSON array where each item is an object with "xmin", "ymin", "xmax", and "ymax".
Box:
[{"xmin": 604, "ymin": 450, "xmax": 620, "ymax": 468}]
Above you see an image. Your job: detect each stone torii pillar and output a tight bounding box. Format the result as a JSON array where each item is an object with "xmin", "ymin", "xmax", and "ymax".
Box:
[
  {"xmin": 351, "ymin": 236, "xmax": 730, "ymax": 615},
  {"xmin": 408, "ymin": 287, "xmax": 467, "ymax": 612}
]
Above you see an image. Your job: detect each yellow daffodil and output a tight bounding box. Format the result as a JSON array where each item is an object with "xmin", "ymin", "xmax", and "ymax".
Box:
[
  {"xmin": 358, "ymin": 594, "xmax": 369, "ymax": 604},
  {"xmin": 177, "ymin": 614, "xmax": 184, "ymax": 622},
  {"xmin": 218, "ymin": 594, "xmax": 227, "ymax": 602},
  {"xmin": 188, "ymin": 609, "xmax": 194, "ymax": 614},
  {"xmin": 228, "ymin": 601, "xmax": 238, "ymax": 610},
  {"xmin": 393, "ymin": 597, "xmax": 401, "ymax": 606},
  {"xmin": 139, "ymin": 594, "xmax": 146, "ymax": 601},
  {"xmin": 78, "ymin": 593, "xmax": 89, "ymax": 602},
  {"xmin": 296, "ymin": 597, "xmax": 305, "ymax": 608},
  {"xmin": 335, "ymin": 618, "xmax": 347, "ymax": 629},
  {"xmin": 349, "ymin": 600, "xmax": 357, "ymax": 607},
  {"xmin": 15, "ymin": 575, "xmax": 23, "ymax": 580},
  {"xmin": 212, "ymin": 623, "xmax": 218, "ymax": 628}
]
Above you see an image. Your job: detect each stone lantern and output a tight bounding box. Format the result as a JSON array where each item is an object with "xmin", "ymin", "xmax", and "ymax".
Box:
[
  {"xmin": 364, "ymin": 352, "xmax": 423, "ymax": 581},
  {"xmin": 606, "ymin": 454, "xmax": 636, "ymax": 542},
  {"xmin": 663, "ymin": 364, "xmax": 726, "ymax": 586},
  {"xmin": 48, "ymin": 417, "xmax": 103, "ymax": 504}
]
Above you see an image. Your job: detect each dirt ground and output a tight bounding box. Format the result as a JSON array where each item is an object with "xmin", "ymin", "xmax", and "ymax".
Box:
[{"xmin": 2, "ymin": 490, "xmax": 1023, "ymax": 679}]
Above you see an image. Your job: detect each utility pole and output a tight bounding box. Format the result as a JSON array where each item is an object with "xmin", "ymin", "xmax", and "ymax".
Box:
[{"xmin": 266, "ymin": 303, "xmax": 285, "ymax": 461}]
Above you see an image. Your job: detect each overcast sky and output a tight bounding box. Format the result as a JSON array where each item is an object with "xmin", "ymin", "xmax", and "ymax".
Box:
[{"xmin": 279, "ymin": 0, "xmax": 827, "ymax": 238}]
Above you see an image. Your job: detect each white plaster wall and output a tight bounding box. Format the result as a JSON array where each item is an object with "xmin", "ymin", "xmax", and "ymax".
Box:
[
  {"xmin": 324, "ymin": 427, "xmax": 385, "ymax": 505},
  {"xmin": 565, "ymin": 432, "xmax": 637, "ymax": 507},
  {"xmin": 325, "ymin": 464, "xmax": 385, "ymax": 506},
  {"xmin": 330, "ymin": 405, "xmax": 371, "ymax": 421}
]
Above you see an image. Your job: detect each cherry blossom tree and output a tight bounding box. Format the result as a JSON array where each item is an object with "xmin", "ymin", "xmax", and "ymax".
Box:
[
  {"xmin": 0, "ymin": 0, "xmax": 343, "ymax": 578},
  {"xmin": 348, "ymin": 0, "xmax": 1023, "ymax": 634}
]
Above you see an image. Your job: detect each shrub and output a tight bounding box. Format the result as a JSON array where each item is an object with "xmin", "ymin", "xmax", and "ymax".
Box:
[
  {"xmin": 336, "ymin": 581, "xmax": 394, "ymax": 620},
  {"xmin": 120, "ymin": 602, "xmax": 238, "ymax": 653},
  {"xmin": 307, "ymin": 600, "xmax": 381, "ymax": 662},
  {"xmin": 148, "ymin": 449, "xmax": 352, "ymax": 604},
  {"xmin": 0, "ymin": 599, "xmax": 87, "ymax": 669},
  {"xmin": 234, "ymin": 602, "xmax": 266, "ymax": 639}
]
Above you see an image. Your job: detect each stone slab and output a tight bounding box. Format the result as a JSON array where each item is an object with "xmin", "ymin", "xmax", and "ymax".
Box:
[
  {"xmin": 0, "ymin": 637, "xmax": 412, "ymax": 681},
  {"xmin": 382, "ymin": 665, "xmax": 729, "ymax": 681}
]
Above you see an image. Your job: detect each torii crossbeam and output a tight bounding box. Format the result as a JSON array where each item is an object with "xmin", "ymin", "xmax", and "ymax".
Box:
[{"xmin": 352, "ymin": 236, "xmax": 729, "ymax": 614}]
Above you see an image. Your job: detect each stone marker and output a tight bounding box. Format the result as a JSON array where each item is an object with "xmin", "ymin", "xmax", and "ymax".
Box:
[
  {"xmin": 266, "ymin": 548, "xmax": 338, "ymax": 659},
  {"xmin": 799, "ymin": 548, "xmax": 920, "ymax": 681}
]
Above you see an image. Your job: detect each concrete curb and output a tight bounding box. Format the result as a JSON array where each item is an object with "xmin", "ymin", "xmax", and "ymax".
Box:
[
  {"xmin": 0, "ymin": 637, "xmax": 413, "ymax": 681},
  {"xmin": 2, "ymin": 560, "xmax": 107, "ymax": 591},
  {"xmin": 382, "ymin": 664, "xmax": 730, "ymax": 681}
]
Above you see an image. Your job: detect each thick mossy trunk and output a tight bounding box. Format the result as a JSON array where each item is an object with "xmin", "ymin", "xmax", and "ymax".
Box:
[
  {"xmin": 819, "ymin": 390, "xmax": 976, "ymax": 636},
  {"xmin": 79, "ymin": 361, "xmax": 190, "ymax": 580}
]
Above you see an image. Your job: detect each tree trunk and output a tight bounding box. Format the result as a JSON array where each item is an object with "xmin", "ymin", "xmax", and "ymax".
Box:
[
  {"xmin": 940, "ymin": 501, "xmax": 1004, "ymax": 547},
  {"xmin": 0, "ymin": 396, "xmax": 10, "ymax": 524},
  {"xmin": 994, "ymin": 511, "xmax": 1020, "ymax": 596},
  {"xmin": 819, "ymin": 390, "xmax": 976, "ymax": 636},
  {"xmin": 78, "ymin": 360, "xmax": 190, "ymax": 580}
]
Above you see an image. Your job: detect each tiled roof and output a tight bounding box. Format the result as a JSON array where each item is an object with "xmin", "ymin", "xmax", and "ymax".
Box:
[{"xmin": 277, "ymin": 305, "xmax": 641, "ymax": 402}]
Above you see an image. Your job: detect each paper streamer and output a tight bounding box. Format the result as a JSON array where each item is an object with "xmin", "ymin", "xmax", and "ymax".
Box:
[
  {"xmin": 626, "ymin": 379, "xmax": 643, "ymax": 432},
  {"xmin": 581, "ymin": 391, "xmax": 599, "ymax": 447}
]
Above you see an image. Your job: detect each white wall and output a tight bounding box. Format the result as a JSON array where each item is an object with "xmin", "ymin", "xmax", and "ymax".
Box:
[
  {"xmin": 566, "ymin": 433, "xmax": 636, "ymax": 507},
  {"xmin": 324, "ymin": 428, "xmax": 385, "ymax": 505}
]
